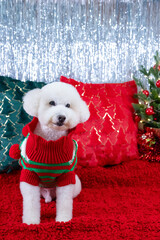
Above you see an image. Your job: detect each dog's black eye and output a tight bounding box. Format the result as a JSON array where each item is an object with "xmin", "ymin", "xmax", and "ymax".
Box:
[
  {"xmin": 65, "ymin": 103, "xmax": 70, "ymax": 108},
  {"xmin": 49, "ymin": 101, "xmax": 56, "ymax": 106}
]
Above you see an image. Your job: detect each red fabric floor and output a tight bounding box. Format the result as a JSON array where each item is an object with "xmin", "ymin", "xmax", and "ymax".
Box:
[{"xmin": 0, "ymin": 160, "xmax": 160, "ymax": 240}]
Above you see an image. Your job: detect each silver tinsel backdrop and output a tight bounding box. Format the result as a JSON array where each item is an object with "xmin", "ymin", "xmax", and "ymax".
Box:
[{"xmin": 0, "ymin": 0, "xmax": 160, "ymax": 83}]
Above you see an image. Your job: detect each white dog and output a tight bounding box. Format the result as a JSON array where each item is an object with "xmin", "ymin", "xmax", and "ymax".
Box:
[{"xmin": 19, "ymin": 82, "xmax": 90, "ymax": 225}]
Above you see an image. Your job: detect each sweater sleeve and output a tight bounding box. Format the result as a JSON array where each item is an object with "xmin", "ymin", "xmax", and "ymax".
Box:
[
  {"xmin": 56, "ymin": 171, "xmax": 76, "ymax": 187},
  {"xmin": 20, "ymin": 169, "xmax": 40, "ymax": 186}
]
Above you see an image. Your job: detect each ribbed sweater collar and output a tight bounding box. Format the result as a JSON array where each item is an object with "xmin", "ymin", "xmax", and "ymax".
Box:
[{"xmin": 22, "ymin": 117, "xmax": 74, "ymax": 164}]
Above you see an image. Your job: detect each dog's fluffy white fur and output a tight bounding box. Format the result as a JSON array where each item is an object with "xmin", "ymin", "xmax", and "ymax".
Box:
[{"xmin": 20, "ymin": 82, "xmax": 90, "ymax": 225}]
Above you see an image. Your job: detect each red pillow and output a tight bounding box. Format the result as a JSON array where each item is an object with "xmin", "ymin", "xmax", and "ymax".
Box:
[{"xmin": 61, "ymin": 76, "xmax": 139, "ymax": 167}]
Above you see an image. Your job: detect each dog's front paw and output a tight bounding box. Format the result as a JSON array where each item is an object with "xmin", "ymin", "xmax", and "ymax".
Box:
[
  {"xmin": 23, "ymin": 216, "xmax": 40, "ymax": 225},
  {"xmin": 55, "ymin": 215, "xmax": 72, "ymax": 223}
]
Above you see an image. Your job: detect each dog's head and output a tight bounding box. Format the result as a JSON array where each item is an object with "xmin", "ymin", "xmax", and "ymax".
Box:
[{"xmin": 23, "ymin": 82, "xmax": 90, "ymax": 131}]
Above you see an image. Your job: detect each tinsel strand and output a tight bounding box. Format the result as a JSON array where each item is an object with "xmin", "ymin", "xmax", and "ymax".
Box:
[{"xmin": 0, "ymin": 0, "xmax": 159, "ymax": 84}]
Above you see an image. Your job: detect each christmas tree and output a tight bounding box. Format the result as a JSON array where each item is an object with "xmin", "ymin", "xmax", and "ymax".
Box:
[
  {"xmin": 133, "ymin": 51, "xmax": 160, "ymax": 129},
  {"xmin": 2, "ymin": 119, "xmax": 18, "ymax": 139},
  {"xmin": 0, "ymin": 141, "xmax": 3, "ymax": 151},
  {"xmin": 0, "ymin": 77, "xmax": 10, "ymax": 92},
  {"xmin": 17, "ymin": 106, "xmax": 31, "ymax": 124},
  {"xmin": 13, "ymin": 86, "xmax": 24, "ymax": 101},
  {"xmin": 0, "ymin": 96, "xmax": 15, "ymax": 115}
]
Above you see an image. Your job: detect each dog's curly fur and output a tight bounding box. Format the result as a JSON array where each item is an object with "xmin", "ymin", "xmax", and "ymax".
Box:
[{"xmin": 20, "ymin": 82, "xmax": 90, "ymax": 224}]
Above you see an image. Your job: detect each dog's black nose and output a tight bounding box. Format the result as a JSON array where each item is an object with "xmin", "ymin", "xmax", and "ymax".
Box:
[{"xmin": 57, "ymin": 115, "xmax": 66, "ymax": 124}]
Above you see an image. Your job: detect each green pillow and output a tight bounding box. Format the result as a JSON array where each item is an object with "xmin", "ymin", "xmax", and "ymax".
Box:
[{"xmin": 0, "ymin": 76, "xmax": 45, "ymax": 173}]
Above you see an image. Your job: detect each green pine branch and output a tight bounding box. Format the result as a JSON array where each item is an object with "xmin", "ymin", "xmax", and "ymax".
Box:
[
  {"xmin": 154, "ymin": 50, "xmax": 160, "ymax": 64},
  {"xmin": 133, "ymin": 51, "xmax": 160, "ymax": 129},
  {"xmin": 133, "ymin": 75, "xmax": 145, "ymax": 89},
  {"xmin": 134, "ymin": 92, "xmax": 148, "ymax": 101},
  {"xmin": 149, "ymin": 67, "xmax": 159, "ymax": 79},
  {"xmin": 146, "ymin": 120, "xmax": 160, "ymax": 128},
  {"xmin": 139, "ymin": 65, "xmax": 150, "ymax": 76}
]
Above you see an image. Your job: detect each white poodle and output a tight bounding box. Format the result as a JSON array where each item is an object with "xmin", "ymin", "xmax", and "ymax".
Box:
[{"xmin": 12, "ymin": 82, "xmax": 90, "ymax": 225}]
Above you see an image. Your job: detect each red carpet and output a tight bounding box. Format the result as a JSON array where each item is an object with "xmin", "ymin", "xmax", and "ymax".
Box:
[{"xmin": 0, "ymin": 160, "xmax": 160, "ymax": 240}]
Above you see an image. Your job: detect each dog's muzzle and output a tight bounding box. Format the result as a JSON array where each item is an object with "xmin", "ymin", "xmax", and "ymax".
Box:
[{"xmin": 56, "ymin": 115, "xmax": 66, "ymax": 126}]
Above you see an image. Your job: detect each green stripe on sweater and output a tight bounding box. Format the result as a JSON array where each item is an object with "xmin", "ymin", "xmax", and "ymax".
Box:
[
  {"xmin": 20, "ymin": 157, "xmax": 77, "ymax": 174},
  {"xmin": 39, "ymin": 176, "xmax": 56, "ymax": 179}
]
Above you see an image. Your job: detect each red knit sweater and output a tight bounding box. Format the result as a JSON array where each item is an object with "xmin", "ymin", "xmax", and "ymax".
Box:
[{"xmin": 19, "ymin": 117, "xmax": 77, "ymax": 187}]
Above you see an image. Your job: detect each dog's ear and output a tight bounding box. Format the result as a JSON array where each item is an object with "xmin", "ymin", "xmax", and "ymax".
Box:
[
  {"xmin": 23, "ymin": 88, "xmax": 41, "ymax": 117},
  {"xmin": 79, "ymin": 100, "xmax": 90, "ymax": 123}
]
